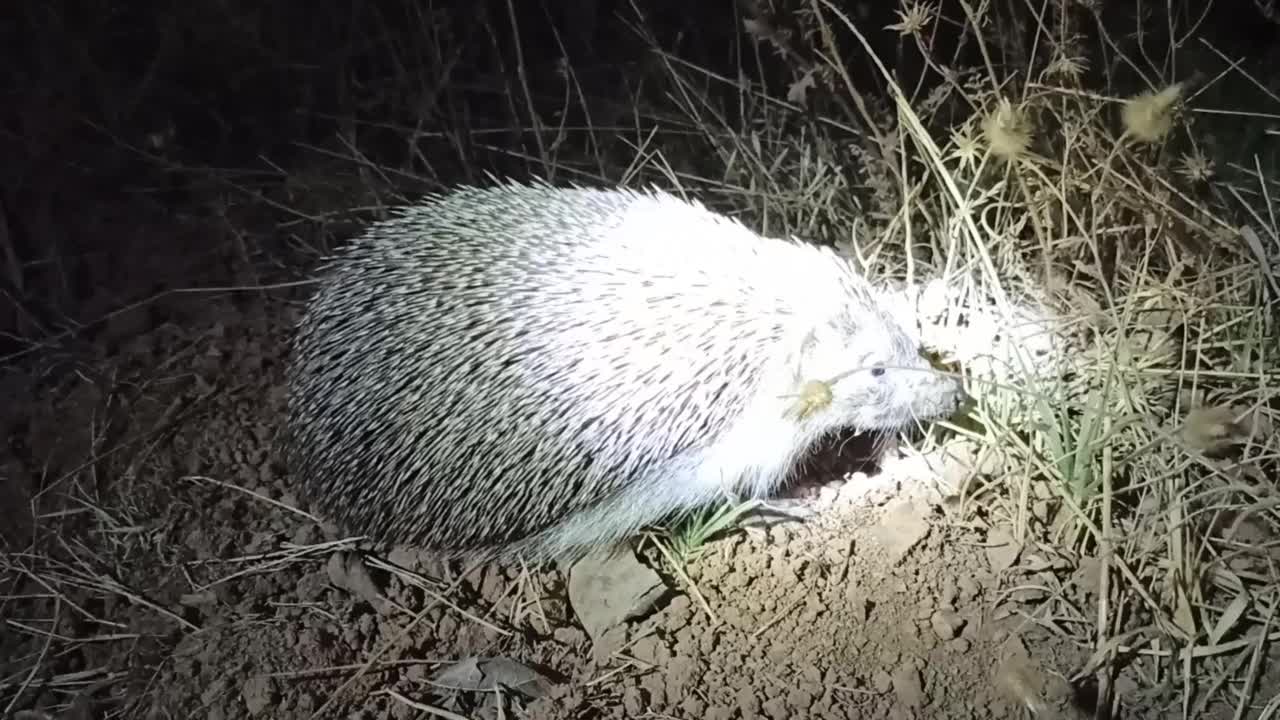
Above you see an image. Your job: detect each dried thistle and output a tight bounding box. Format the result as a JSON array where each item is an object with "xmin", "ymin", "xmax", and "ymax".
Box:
[
  {"xmin": 1176, "ymin": 148, "xmax": 1214, "ymax": 182},
  {"xmin": 947, "ymin": 125, "xmax": 984, "ymax": 172},
  {"xmin": 982, "ymin": 98, "xmax": 1033, "ymax": 161},
  {"xmin": 886, "ymin": 2, "xmax": 934, "ymax": 36},
  {"xmin": 1122, "ymin": 83, "xmax": 1184, "ymax": 144},
  {"xmin": 1045, "ymin": 53, "xmax": 1088, "ymax": 79},
  {"xmin": 784, "ymin": 379, "xmax": 834, "ymax": 421}
]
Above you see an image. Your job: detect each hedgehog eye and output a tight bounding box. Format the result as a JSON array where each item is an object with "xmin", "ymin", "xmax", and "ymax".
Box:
[{"xmin": 870, "ymin": 366, "xmax": 886, "ymax": 377}]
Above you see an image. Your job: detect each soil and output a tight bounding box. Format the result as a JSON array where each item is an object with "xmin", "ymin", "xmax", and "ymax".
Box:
[{"xmin": 0, "ymin": 283, "xmax": 1220, "ymax": 720}]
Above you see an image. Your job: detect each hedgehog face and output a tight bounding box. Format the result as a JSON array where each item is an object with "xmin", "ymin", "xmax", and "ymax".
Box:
[
  {"xmin": 831, "ymin": 351, "xmax": 966, "ymax": 431},
  {"xmin": 800, "ymin": 308, "xmax": 966, "ymax": 433}
]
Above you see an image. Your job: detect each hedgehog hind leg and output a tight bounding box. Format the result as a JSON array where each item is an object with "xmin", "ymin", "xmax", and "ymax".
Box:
[
  {"xmin": 510, "ymin": 450, "xmax": 723, "ymax": 563},
  {"xmin": 519, "ymin": 425, "xmax": 816, "ymax": 563}
]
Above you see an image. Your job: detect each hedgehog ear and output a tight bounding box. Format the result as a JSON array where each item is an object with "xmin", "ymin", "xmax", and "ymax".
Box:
[{"xmin": 864, "ymin": 282, "xmax": 922, "ymax": 343}]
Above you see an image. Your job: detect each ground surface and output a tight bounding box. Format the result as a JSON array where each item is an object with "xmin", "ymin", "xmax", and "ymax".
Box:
[
  {"xmin": 4, "ymin": 0, "xmax": 1279, "ymax": 716},
  {"xmin": 0, "ymin": 285, "xmax": 1244, "ymax": 720}
]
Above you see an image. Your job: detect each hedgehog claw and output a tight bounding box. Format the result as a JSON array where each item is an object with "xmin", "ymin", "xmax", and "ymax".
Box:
[{"xmin": 739, "ymin": 498, "xmax": 817, "ymax": 528}]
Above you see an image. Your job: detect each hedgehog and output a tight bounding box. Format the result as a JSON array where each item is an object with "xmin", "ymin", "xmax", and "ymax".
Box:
[{"xmin": 285, "ymin": 182, "xmax": 965, "ymax": 563}]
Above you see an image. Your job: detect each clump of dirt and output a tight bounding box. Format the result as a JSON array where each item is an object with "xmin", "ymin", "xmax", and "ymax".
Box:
[{"xmin": 0, "ymin": 288, "xmax": 1210, "ymax": 720}]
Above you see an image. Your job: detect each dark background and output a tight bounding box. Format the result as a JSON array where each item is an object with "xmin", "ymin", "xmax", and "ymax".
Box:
[{"xmin": 2, "ymin": 0, "xmax": 1277, "ymax": 362}]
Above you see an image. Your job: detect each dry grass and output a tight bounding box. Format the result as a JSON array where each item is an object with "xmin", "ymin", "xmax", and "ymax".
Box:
[
  {"xmin": 714, "ymin": 1, "xmax": 1280, "ymax": 717},
  {"xmin": 613, "ymin": 0, "xmax": 1280, "ymax": 714},
  {"xmin": 2, "ymin": 0, "xmax": 1279, "ymax": 717}
]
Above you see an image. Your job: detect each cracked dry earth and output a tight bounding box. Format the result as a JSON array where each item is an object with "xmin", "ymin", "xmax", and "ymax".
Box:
[{"xmin": 3, "ymin": 289, "xmax": 1149, "ymax": 720}]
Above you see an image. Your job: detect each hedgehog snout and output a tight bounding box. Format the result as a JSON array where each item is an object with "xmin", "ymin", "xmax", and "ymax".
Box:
[
  {"xmin": 896, "ymin": 364, "xmax": 967, "ymax": 423},
  {"xmin": 833, "ymin": 360, "xmax": 965, "ymax": 431}
]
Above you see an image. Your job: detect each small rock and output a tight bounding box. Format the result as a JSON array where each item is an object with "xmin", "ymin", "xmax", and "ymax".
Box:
[
  {"xmin": 681, "ymin": 696, "xmax": 708, "ymax": 717},
  {"xmin": 241, "ymin": 676, "xmax": 277, "ymax": 716},
  {"xmin": 930, "ymin": 608, "xmax": 965, "ymax": 639},
  {"xmin": 940, "ymin": 440, "xmax": 978, "ymax": 489},
  {"xmin": 891, "ymin": 664, "xmax": 926, "ymax": 710},
  {"xmin": 385, "ymin": 545, "xmax": 418, "ymax": 571},
  {"xmin": 887, "ymin": 575, "xmax": 910, "ymax": 594},
  {"xmin": 639, "ymin": 673, "xmax": 669, "ymax": 707},
  {"xmin": 630, "ymin": 634, "xmax": 662, "ymax": 665},
  {"xmin": 868, "ymin": 498, "xmax": 930, "ymax": 563},
  {"xmin": 290, "ymin": 522, "xmax": 320, "ymax": 546},
  {"xmin": 665, "ymin": 595, "xmax": 693, "ymax": 631},
  {"xmin": 984, "ymin": 525, "xmax": 1022, "ymax": 573},
  {"xmin": 622, "ymin": 686, "xmax": 647, "ymax": 715},
  {"xmin": 914, "ymin": 600, "xmax": 935, "ymax": 620},
  {"xmin": 736, "ymin": 687, "xmax": 762, "ymax": 716},
  {"xmin": 567, "ymin": 545, "xmax": 665, "ymax": 644},
  {"xmin": 939, "ymin": 580, "xmax": 959, "ymax": 606},
  {"xmin": 553, "ymin": 626, "xmax": 586, "ymax": 647},
  {"xmin": 787, "ymin": 687, "xmax": 815, "ymax": 710},
  {"xmin": 201, "ymin": 678, "xmax": 229, "ymax": 707},
  {"xmin": 665, "ymin": 655, "xmax": 698, "ymax": 698},
  {"xmin": 325, "ymin": 551, "xmax": 383, "ymax": 608},
  {"xmin": 590, "ymin": 624, "xmax": 629, "ymax": 665},
  {"xmin": 763, "ymin": 696, "xmax": 790, "ymax": 720}
]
